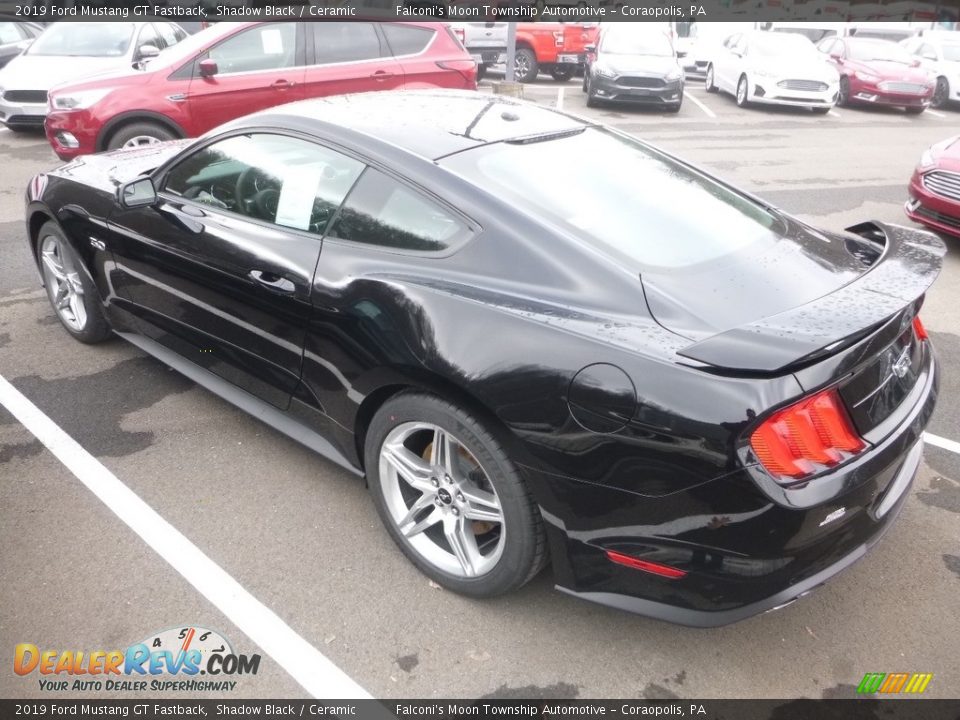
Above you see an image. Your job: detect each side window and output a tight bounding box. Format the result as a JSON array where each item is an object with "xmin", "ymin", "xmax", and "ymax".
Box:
[
  {"xmin": 163, "ymin": 134, "xmax": 364, "ymax": 236},
  {"xmin": 156, "ymin": 23, "xmax": 180, "ymax": 49},
  {"xmin": 328, "ymin": 169, "xmax": 471, "ymax": 253},
  {"xmin": 137, "ymin": 24, "xmax": 161, "ymax": 54},
  {"xmin": 381, "ymin": 24, "xmax": 434, "ymax": 56},
  {"xmin": 207, "ymin": 23, "xmax": 296, "ymax": 74},
  {"xmin": 312, "ymin": 22, "xmax": 382, "ymax": 64},
  {"xmin": 919, "ymin": 44, "xmax": 938, "ymax": 60}
]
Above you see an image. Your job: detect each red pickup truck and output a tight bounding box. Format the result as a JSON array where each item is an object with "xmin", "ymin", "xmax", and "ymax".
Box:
[{"xmin": 514, "ymin": 22, "xmax": 599, "ymax": 83}]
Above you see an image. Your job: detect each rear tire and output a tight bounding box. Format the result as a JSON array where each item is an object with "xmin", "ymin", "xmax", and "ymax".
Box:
[
  {"xmin": 551, "ymin": 66, "xmax": 574, "ymax": 82},
  {"xmin": 932, "ymin": 76, "xmax": 949, "ymax": 109},
  {"xmin": 365, "ymin": 392, "xmax": 548, "ymax": 598},
  {"xmin": 106, "ymin": 121, "xmax": 175, "ymax": 152},
  {"xmin": 736, "ymin": 74, "xmax": 750, "ymax": 107},
  {"xmin": 514, "ymin": 48, "xmax": 539, "ymax": 83},
  {"xmin": 586, "ymin": 73, "xmax": 600, "ymax": 108},
  {"xmin": 36, "ymin": 221, "xmax": 112, "ymax": 344}
]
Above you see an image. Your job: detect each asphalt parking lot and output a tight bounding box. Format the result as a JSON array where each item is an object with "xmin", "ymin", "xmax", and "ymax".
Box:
[{"xmin": 2, "ymin": 75, "xmax": 960, "ymax": 701}]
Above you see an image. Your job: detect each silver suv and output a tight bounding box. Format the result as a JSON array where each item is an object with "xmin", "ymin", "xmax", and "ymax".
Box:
[{"xmin": 450, "ymin": 22, "xmax": 508, "ymax": 80}]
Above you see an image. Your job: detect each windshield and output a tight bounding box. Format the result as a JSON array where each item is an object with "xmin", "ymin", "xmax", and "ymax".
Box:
[
  {"xmin": 771, "ymin": 26, "xmax": 835, "ymax": 43},
  {"xmin": 750, "ymin": 32, "xmax": 818, "ymax": 58},
  {"xmin": 942, "ymin": 43, "xmax": 960, "ymax": 62},
  {"xmin": 29, "ymin": 23, "xmax": 134, "ymax": 57},
  {"xmin": 848, "ymin": 38, "xmax": 914, "ymax": 63},
  {"xmin": 602, "ymin": 30, "xmax": 673, "ymax": 57},
  {"xmin": 441, "ymin": 127, "xmax": 782, "ymax": 271}
]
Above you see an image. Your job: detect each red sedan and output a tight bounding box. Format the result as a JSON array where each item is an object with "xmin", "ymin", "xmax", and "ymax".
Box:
[
  {"xmin": 817, "ymin": 35, "xmax": 935, "ymax": 113},
  {"xmin": 906, "ymin": 135, "xmax": 960, "ymax": 238},
  {"xmin": 45, "ymin": 21, "xmax": 476, "ymax": 161}
]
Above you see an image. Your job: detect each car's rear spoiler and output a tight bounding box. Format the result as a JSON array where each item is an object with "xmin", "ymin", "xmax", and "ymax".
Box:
[{"xmin": 677, "ymin": 221, "xmax": 946, "ymax": 373}]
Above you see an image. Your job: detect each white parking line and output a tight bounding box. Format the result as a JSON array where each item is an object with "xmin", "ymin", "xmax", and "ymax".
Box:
[
  {"xmin": 684, "ymin": 91, "xmax": 716, "ymax": 118},
  {"xmin": 926, "ymin": 109, "xmax": 946, "ymax": 118},
  {"xmin": 557, "ymin": 86, "xmax": 565, "ymax": 111},
  {"xmin": 924, "ymin": 432, "xmax": 960, "ymax": 455},
  {"xmin": 828, "ymin": 109, "xmax": 842, "ymax": 118},
  {"xmin": 0, "ymin": 373, "xmax": 371, "ymax": 700}
]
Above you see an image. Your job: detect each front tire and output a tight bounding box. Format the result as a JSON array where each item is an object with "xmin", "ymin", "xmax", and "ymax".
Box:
[
  {"xmin": 932, "ymin": 76, "xmax": 949, "ymax": 109},
  {"xmin": 705, "ymin": 64, "xmax": 718, "ymax": 93},
  {"xmin": 37, "ymin": 222, "xmax": 111, "ymax": 344},
  {"xmin": 365, "ymin": 392, "xmax": 547, "ymax": 598},
  {"xmin": 106, "ymin": 121, "xmax": 175, "ymax": 152},
  {"xmin": 586, "ymin": 73, "xmax": 600, "ymax": 108},
  {"xmin": 514, "ymin": 48, "xmax": 539, "ymax": 84},
  {"xmin": 736, "ymin": 74, "xmax": 750, "ymax": 107},
  {"xmin": 837, "ymin": 76, "xmax": 850, "ymax": 107}
]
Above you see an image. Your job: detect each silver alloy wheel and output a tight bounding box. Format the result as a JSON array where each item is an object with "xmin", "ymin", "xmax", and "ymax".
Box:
[
  {"xmin": 121, "ymin": 135, "xmax": 162, "ymax": 149},
  {"xmin": 515, "ymin": 54, "xmax": 531, "ymax": 81},
  {"xmin": 40, "ymin": 235, "xmax": 86, "ymax": 332},
  {"xmin": 737, "ymin": 76, "xmax": 747, "ymax": 105},
  {"xmin": 705, "ymin": 66, "xmax": 713, "ymax": 90},
  {"xmin": 379, "ymin": 422, "xmax": 505, "ymax": 578}
]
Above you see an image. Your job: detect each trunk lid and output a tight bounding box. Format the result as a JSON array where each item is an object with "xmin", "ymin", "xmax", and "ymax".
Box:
[{"xmin": 642, "ymin": 221, "xmax": 945, "ymax": 374}]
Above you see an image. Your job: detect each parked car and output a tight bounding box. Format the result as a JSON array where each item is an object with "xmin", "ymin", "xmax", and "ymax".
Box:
[
  {"xmin": 906, "ymin": 135, "xmax": 960, "ymax": 238},
  {"xmin": 677, "ymin": 21, "xmax": 753, "ymax": 79},
  {"xmin": 26, "ymin": 90, "xmax": 943, "ymax": 625},
  {"xmin": 706, "ymin": 31, "xmax": 839, "ymax": 113},
  {"xmin": 513, "ymin": 22, "xmax": 598, "ymax": 83},
  {"xmin": 583, "ymin": 25, "xmax": 683, "ymax": 111},
  {"xmin": 901, "ymin": 33, "xmax": 960, "ymax": 108},
  {"xmin": 817, "ymin": 36, "xmax": 935, "ymax": 113},
  {"xmin": 45, "ymin": 21, "xmax": 475, "ymax": 160},
  {"xmin": 0, "ymin": 18, "xmax": 43, "ymax": 70},
  {"xmin": 449, "ymin": 21, "xmax": 507, "ymax": 81},
  {"xmin": 0, "ymin": 21, "xmax": 187, "ymax": 132}
]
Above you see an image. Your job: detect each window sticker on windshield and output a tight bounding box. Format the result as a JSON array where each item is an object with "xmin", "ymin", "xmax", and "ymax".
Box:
[
  {"xmin": 261, "ymin": 28, "xmax": 284, "ymax": 55},
  {"xmin": 275, "ymin": 165, "xmax": 323, "ymax": 231}
]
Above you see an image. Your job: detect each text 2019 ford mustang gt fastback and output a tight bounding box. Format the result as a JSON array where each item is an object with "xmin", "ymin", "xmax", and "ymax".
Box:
[{"xmin": 25, "ymin": 91, "xmax": 943, "ymax": 626}]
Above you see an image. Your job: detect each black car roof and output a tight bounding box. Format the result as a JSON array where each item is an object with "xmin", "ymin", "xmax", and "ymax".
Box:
[{"xmin": 245, "ymin": 90, "xmax": 592, "ymax": 161}]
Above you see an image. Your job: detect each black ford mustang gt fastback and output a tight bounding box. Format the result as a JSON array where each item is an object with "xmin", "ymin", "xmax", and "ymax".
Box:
[{"xmin": 25, "ymin": 91, "xmax": 943, "ymax": 626}]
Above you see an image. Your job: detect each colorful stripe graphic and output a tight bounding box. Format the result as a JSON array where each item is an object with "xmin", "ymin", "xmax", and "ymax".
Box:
[{"xmin": 857, "ymin": 672, "xmax": 933, "ymax": 694}]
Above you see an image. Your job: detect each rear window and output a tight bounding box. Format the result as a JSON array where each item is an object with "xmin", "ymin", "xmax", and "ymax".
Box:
[
  {"xmin": 382, "ymin": 24, "xmax": 434, "ymax": 56},
  {"xmin": 441, "ymin": 127, "xmax": 782, "ymax": 271},
  {"xmin": 29, "ymin": 23, "xmax": 134, "ymax": 57}
]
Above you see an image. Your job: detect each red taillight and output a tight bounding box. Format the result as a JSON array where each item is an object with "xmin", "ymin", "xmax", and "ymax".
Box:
[
  {"xmin": 605, "ymin": 550, "xmax": 687, "ymax": 579},
  {"xmin": 750, "ymin": 389, "xmax": 865, "ymax": 482},
  {"xmin": 452, "ymin": 27, "xmax": 466, "ymax": 46},
  {"xmin": 913, "ymin": 315, "xmax": 928, "ymax": 341}
]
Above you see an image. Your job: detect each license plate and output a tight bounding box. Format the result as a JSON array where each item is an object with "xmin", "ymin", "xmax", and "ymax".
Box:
[{"xmin": 558, "ymin": 54, "xmax": 581, "ymax": 64}]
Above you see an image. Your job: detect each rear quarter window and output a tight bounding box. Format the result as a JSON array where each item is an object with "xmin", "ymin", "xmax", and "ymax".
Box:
[
  {"xmin": 382, "ymin": 24, "xmax": 434, "ymax": 56},
  {"xmin": 328, "ymin": 168, "xmax": 471, "ymax": 254}
]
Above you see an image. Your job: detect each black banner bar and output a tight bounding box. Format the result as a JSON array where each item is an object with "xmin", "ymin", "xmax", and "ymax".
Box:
[{"xmin": 1, "ymin": 699, "xmax": 959, "ymax": 720}]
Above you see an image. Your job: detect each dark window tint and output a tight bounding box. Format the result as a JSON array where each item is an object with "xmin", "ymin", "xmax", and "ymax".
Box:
[
  {"xmin": 329, "ymin": 169, "xmax": 470, "ymax": 253},
  {"xmin": 442, "ymin": 127, "xmax": 782, "ymax": 270},
  {"xmin": 163, "ymin": 134, "xmax": 363, "ymax": 235},
  {"xmin": 382, "ymin": 24, "xmax": 434, "ymax": 56},
  {"xmin": 207, "ymin": 23, "xmax": 296, "ymax": 74},
  {"xmin": 312, "ymin": 22, "xmax": 381, "ymax": 64}
]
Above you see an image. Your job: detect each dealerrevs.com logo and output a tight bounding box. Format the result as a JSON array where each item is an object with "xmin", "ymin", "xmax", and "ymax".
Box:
[{"xmin": 14, "ymin": 626, "xmax": 261, "ymax": 693}]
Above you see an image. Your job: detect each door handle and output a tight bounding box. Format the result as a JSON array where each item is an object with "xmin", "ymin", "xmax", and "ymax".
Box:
[
  {"xmin": 370, "ymin": 70, "xmax": 394, "ymax": 82},
  {"xmin": 249, "ymin": 270, "xmax": 295, "ymax": 293},
  {"xmin": 271, "ymin": 79, "xmax": 295, "ymax": 90}
]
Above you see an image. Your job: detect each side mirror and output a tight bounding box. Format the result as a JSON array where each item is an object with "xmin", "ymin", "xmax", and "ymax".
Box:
[
  {"xmin": 118, "ymin": 177, "xmax": 157, "ymax": 209},
  {"xmin": 137, "ymin": 44, "xmax": 160, "ymax": 60},
  {"xmin": 198, "ymin": 58, "xmax": 218, "ymax": 77}
]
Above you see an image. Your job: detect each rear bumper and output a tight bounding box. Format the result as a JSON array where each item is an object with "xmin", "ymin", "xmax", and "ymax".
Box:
[
  {"xmin": 525, "ymin": 347, "xmax": 938, "ymax": 626},
  {"xmin": 905, "ymin": 169, "xmax": 960, "ymax": 238}
]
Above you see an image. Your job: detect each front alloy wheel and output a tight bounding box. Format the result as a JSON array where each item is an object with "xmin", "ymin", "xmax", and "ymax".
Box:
[
  {"xmin": 736, "ymin": 75, "xmax": 750, "ymax": 107},
  {"xmin": 932, "ymin": 77, "xmax": 949, "ymax": 109},
  {"xmin": 366, "ymin": 393, "xmax": 547, "ymax": 597},
  {"xmin": 40, "ymin": 234, "xmax": 87, "ymax": 333}
]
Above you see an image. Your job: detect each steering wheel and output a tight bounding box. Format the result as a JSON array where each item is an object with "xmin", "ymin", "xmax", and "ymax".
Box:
[{"xmin": 236, "ymin": 166, "xmax": 280, "ymax": 221}]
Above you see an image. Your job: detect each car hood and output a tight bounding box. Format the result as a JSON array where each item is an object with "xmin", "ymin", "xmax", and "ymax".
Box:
[
  {"xmin": 931, "ymin": 135, "xmax": 960, "ymax": 172},
  {"xmin": 642, "ymin": 220, "xmax": 945, "ymax": 372},
  {"xmin": 49, "ymin": 139, "xmax": 192, "ymax": 193},
  {"xmin": 0, "ymin": 54, "xmax": 132, "ymax": 91},
  {"xmin": 600, "ymin": 54, "xmax": 679, "ymax": 75},
  {"xmin": 848, "ymin": 59, "xmax": 930, "ymax": 82}
]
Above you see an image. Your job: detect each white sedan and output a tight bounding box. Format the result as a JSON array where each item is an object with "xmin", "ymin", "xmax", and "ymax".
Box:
[
  {"xmin": 902, "ymin": 33, "xmax": 960, "ymax": 109},
  {"xmin": 705, "ymin": 31, "xmax": 840, "ymax": 113}
]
